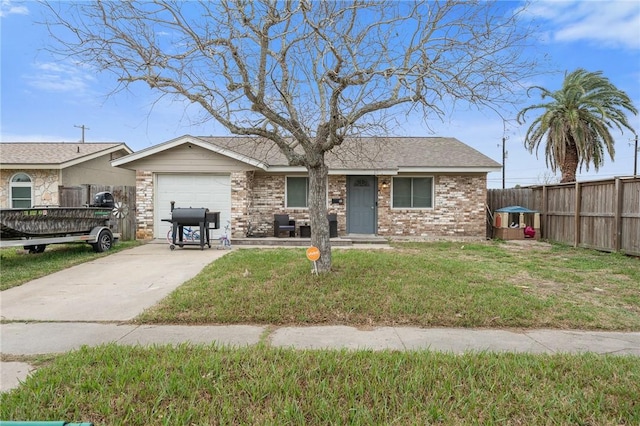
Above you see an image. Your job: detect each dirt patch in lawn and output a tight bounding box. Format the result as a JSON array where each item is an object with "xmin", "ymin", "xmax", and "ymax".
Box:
[
  {"xmin": 507, "ymin": 270, "xmax": 564, "ymax": 296},
  {"xmin": 502, "ymin": 240, "xmax": 553, "ymax": 252}
]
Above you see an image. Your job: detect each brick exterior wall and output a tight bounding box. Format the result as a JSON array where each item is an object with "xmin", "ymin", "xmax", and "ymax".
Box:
[
  {"xmin": 237, "ymin": 172, "xmax": 486, "ymax": 238},
  {"xmin": 131, "ymin": 170, "xmax": 487, "ymax": 240},
  {"xmin": 230, "ymin": 171, "xmax": 250, "ymax": 236},
  {"xmin": 135, "ymin": 170, "xmax": 154, "ymax": 240},
  {"xmin": 377, "ymin": 175, "xmax": 487, "ymax": 237},
  {"xmin": 0, "ymin": 169, "xmax": 59, "ymax": 208},
  {"xmin": 236, "ymin": 173, "xmax": 348, "ymax": 237}
]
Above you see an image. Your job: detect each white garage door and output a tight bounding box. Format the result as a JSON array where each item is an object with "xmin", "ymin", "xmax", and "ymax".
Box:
[{"xmin": 155, "ymin": 174, "xmax": 231, "ymax": 239}]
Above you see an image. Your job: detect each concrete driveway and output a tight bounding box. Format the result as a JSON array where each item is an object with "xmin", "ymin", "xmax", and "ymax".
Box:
[{"xmin": 0, "ymin": 242, "xmax": 230, "ymax": 322}]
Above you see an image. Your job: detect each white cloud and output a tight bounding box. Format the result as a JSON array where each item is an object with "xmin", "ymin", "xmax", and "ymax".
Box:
[
  {"xmin": 0, "ymin": 0, "xmax": 28, "ymax": 18},
  {"xmin": 25, "ymin": 61, "xmax": 97, "ymax": 94},
  {"xmin": 527, "ymin": 0, "xmax": 640, "ymax": 50}
]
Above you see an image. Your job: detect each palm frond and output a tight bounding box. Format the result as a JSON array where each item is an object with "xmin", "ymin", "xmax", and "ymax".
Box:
[{"xmin": 518, "ymin": 68, "xmax": 638, "ymax": 181}]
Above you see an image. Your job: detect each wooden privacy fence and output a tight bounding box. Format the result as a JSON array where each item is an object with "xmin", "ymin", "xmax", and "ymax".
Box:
[
  {"xmin": 487, "ymin": 177, "xmax": 640, "ymax": 256},
  {"xmin": 59, "ymin": 184, "xmax": 136, "ymax": 241}
]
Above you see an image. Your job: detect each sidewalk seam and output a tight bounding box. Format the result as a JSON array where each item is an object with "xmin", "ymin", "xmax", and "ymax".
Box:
[
  {"xmin": 392, "ymin": 327, "xmax": 408, "ymax": 350},
  {"xmin": 523, "ymin": 331, "xmax": 556, "ymax": 354},
  {"xmin": 115, "ymin": 324, "xmax": 142, "ymax": 343}
]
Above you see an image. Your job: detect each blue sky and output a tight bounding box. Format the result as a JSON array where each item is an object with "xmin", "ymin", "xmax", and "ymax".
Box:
[{"xmin": 1, "ymin": 0, "xmax": 639, "ymax": 188}]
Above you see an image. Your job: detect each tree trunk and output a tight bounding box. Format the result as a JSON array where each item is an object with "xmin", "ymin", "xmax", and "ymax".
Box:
[
  {"xmin": 308, "ymin": 162, "xmax": 332, "ymax": 273},
  {"xmin": 560, "ymin": 142, "xmax": 579, "ymax": 183}
]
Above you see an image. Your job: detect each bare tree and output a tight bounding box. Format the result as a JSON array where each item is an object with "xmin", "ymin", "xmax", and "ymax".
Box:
[
  {"xmin": 537, "ymin": 171, "xmax": 560, "ymax": 186},
  {"xmin": 43, "ymin": 0, "xmax": 538, "ymax": 272}
]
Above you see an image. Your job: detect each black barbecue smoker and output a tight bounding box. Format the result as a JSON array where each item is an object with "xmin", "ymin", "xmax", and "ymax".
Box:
[{"xmin": 163, "ymin": 202, "xmax": 220, "ymax": 250}]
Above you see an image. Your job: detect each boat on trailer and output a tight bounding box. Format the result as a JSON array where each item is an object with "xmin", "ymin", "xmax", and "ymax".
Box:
[
  {"xmin": 0, "ymin": 192, "xmax": 119, "ymax": 253},
  {"xmin": 0, "ymin": 207, "xmax": 112, "ymax": 238}
]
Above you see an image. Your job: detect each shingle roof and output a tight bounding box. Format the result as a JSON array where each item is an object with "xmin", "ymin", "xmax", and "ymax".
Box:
[
  {"xmin": 199, "ymin": 136, "xmax": 501, "ymax": 170},
  {"xmin": 0, "ymin": 143, "xmax": 130, "ymax": 166},
  {"xmin": 111, "ymin": 135, "xmax": 500, "ymax": 172}
]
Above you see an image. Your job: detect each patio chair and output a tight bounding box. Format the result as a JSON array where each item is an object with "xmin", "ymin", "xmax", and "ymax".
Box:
[{"xmin": 274, "ymin": 214, "xmax": 296, "ymax": 237}]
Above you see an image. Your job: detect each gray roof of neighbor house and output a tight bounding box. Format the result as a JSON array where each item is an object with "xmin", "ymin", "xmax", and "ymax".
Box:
[
  {"xmin": 0, "ymin": 142, "xmax": 132, "ymax": 169},
  {"xmin": 113, "ymin": 135, "xmax": 500, "ymax": 173}
]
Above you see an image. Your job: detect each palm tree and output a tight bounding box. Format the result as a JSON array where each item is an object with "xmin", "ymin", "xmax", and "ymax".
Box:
[{"xmin": 517, "ymin": 69, "xmax": 637, "ymax": 183}]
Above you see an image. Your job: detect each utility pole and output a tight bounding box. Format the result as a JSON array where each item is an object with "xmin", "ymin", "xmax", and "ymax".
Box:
[
  {"xmin": 501, "ymin": 136, "xmax": 507, "ymax": 189},
  {"xmin": 634, "ymin": 134, "xmax": 638, "ymax": 177},
  {"xmin": 74, "ymin": 124, "xmax": 89, "ymax": 143}
]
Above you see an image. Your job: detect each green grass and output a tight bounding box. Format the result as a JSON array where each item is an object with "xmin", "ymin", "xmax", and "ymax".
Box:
[
  {"xmin": 138, "ymin": 241, "xmax": 640, "ymax": 330},
  {"xmin": 1, "ymin": 344, "xmax": 638, "ymax": 425},
  {"xmin": 2, "ymin": 241, "xmax": 639, "ymax": 423},
  {"xmin": 0, "ymin": 240, "xmax": 141, "ymax": 290}
]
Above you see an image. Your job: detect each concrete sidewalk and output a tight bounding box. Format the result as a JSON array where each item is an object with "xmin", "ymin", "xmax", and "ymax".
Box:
[
  {"xmin": 2, "ymin": 322, "xmax": 639, "ymax": 356},
  {"xmin": 2, "ymin": 322, "xmax": 639, "ymax": 392},
  {"xmin": 1, "ymin": 243, "xmax": 639, "ymax": 393}
]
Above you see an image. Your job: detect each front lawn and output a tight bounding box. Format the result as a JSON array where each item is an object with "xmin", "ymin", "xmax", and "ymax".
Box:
[
  {"xmin": 138, "ymin": 241, "xmax": 640, "ymax": 330},
  {"xmin": 3, "ymin": 241, "xmax": 638, "ymax": 424},
  {"xmin": 1, "ymin": 344, "xmax": 638, "ymax": 425}
]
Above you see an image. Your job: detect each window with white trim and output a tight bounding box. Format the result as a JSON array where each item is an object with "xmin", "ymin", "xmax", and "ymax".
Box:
[
  {"xmin": 392, "ymin": 177, "xmax": 433, "ymax": 208},
  {"xmin": 10, "ymin": 173, "xmax": 33, "ymax": 208},
  {"xmin": 286, "ymin": 176, "xmax": 309, "ymax": 208}
]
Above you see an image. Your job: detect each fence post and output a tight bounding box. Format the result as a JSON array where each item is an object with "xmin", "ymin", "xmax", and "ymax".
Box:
[
  {"xmin": 541, "ymin": 185, "xmax": 547, "ymax": 239},
  {"xmin": 614, "ymin": 178, "xmax": 623, "ymax": 252},
  {"xmin": 574, "ymin": 182, "xmax": 581, "ymax": 248}
]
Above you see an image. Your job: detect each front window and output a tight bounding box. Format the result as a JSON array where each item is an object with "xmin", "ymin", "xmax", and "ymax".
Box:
[
  {"xmin": 286, "ymin": 176, "xmax": 309, "ymax": 208},
  {"xmin": 392, "ymin": 177, "xmax": 433, "ymax": 208},
  {"xmin": 10, "ymin": 173, "xmax": 33, "ymax": 208}
]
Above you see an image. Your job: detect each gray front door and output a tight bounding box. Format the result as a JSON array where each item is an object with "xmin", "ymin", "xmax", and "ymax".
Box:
[{"xmin": 347, "ymin": 176, "xmax": 376, "ymax": 234}]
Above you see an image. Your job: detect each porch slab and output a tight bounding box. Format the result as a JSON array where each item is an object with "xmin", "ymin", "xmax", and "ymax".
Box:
[{"xmin": 233, "ymin": 236, "xmax": 389, "ymax": 246}]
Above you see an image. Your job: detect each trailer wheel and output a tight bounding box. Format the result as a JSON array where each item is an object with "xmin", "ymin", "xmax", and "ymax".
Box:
[
  {"xmin": 25, "ymin": 244, "xmax": 47, "ymax": 254},
  {"xmin": 92, "ymin": 229, "xmax": 113, "ymax": 253}
]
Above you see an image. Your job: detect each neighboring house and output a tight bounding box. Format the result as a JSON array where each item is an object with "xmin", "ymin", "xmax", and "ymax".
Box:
[
  {"xmin": 0, "ymin": 142, "xmax": 134, "ymax": 208},
  {"xmin": 113, "ymin": 135, "xmax": 500, "ymax": 240}
]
